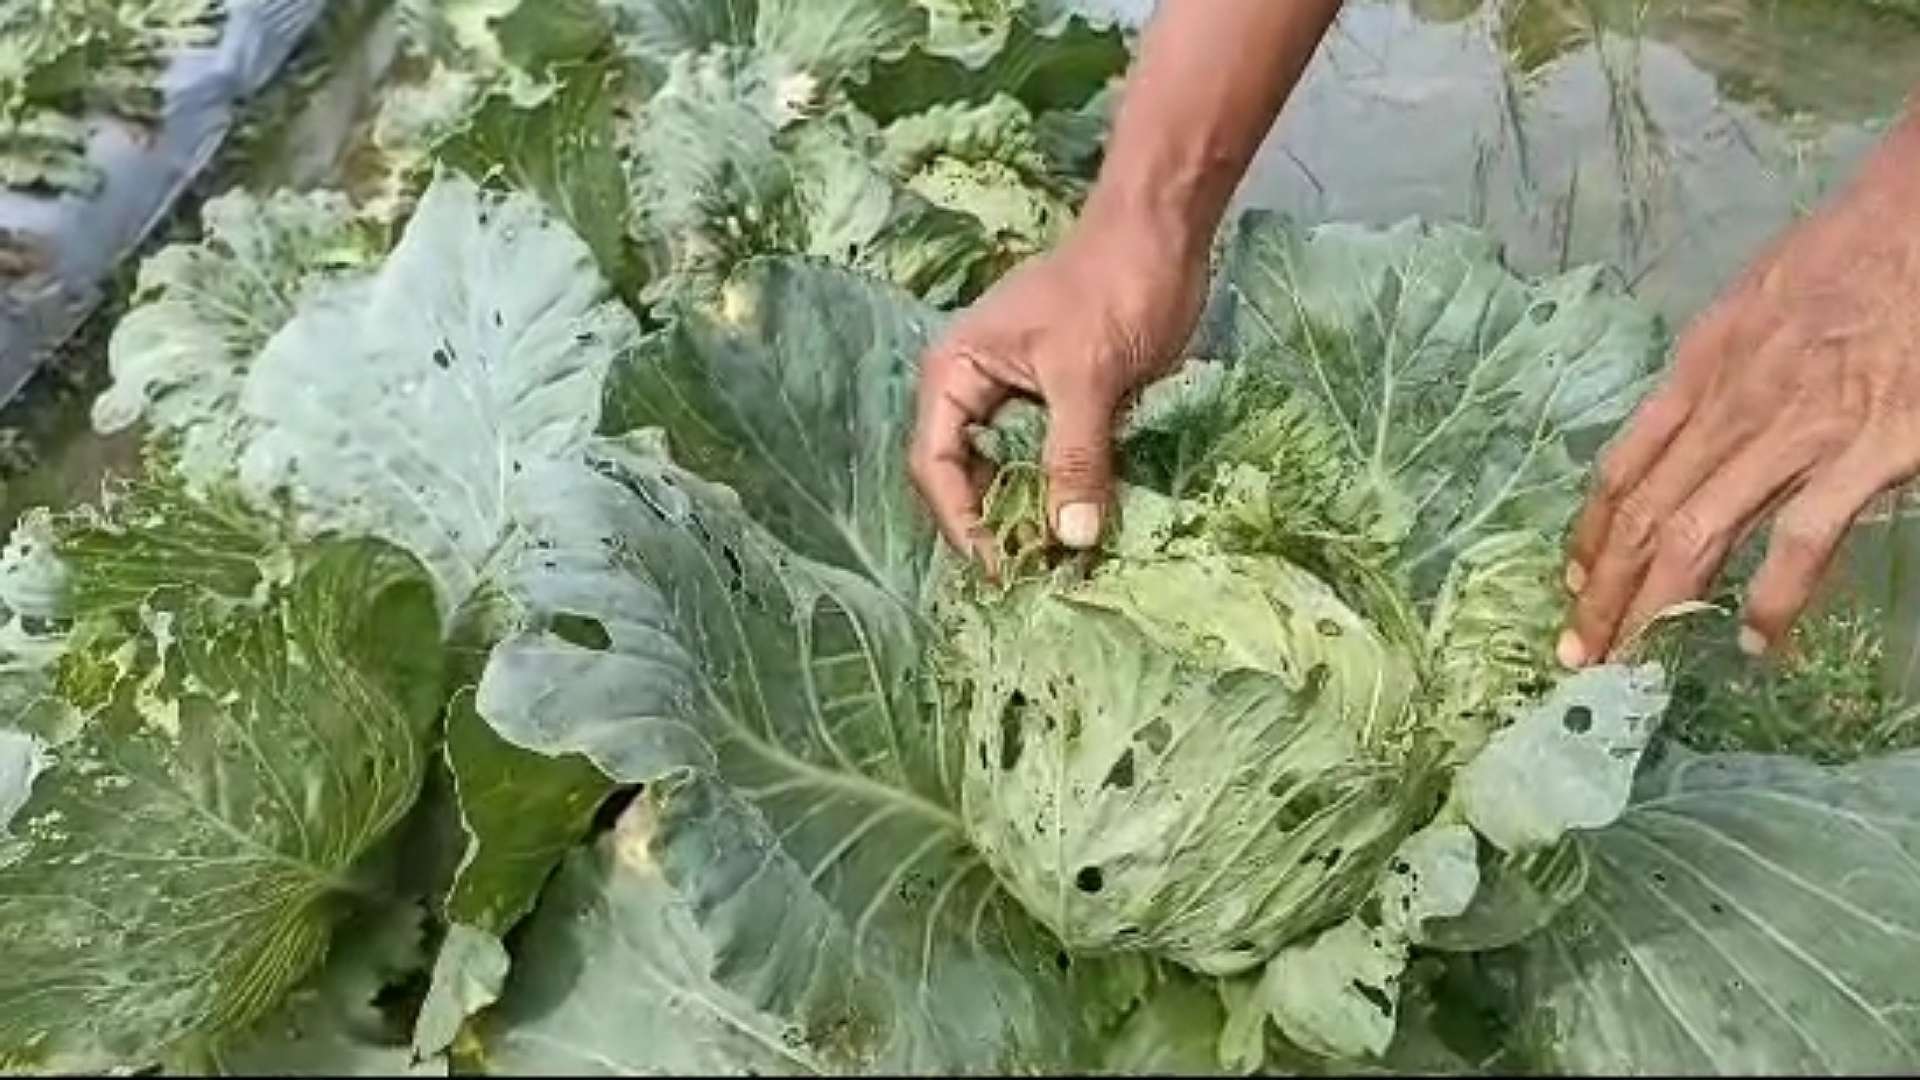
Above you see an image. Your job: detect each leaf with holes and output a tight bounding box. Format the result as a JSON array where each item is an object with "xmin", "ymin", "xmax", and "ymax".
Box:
[
  {"xmin": 1512, "ymin": 749, "xmax": 1920, "ymax": 1073},
  {"xmin": 471, "ymin": 433, "xmax": 1134, "ymax": 1070}
]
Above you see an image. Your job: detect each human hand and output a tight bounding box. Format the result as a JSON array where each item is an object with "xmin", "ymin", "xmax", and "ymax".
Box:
[
  {"xmin": 908, "ymin": 209, "xmax": 1209, "ymax": 563},
  {"xmin": 1559, "ymin": 123, "xmax": 1920, "ymax": 665}
]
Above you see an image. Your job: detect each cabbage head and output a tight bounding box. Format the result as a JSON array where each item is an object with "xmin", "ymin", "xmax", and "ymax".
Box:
[{"xmin": 941, "ymin": 454, "xmax": 1445, "ymax": 974}]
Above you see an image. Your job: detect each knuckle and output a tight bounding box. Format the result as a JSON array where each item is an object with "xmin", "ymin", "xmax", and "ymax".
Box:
[
  {"xmin": 1657, "ymin": 510, "xmax": 1720, "ymax": 567},
  {"xmin": 1045, "ymin": 441, "xmax": 1109, "ymax": 484},
  {"xmin": 1610, "ymin": 490, "xmax": 1662, "ymax": 550},
  {"xmin": 1771, "ymin": 511, "xmax": 1840, "ymax": 566}
]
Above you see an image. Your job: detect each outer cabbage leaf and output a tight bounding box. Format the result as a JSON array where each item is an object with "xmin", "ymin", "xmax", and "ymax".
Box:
[
  {"xmin": 1254, "ymin": 823, "xmax": 1479, "ymax": 1062},
  {"xmin": 472, "ymin": 434, "xmax": 1128, "ymax": 1071},
  {"xmin": 850, "ymin": 1, "xmax": 1130, "ymax": 123},
  {"xmin": 1513, "ymin": 749, "xmax": 1920, "ymax": 1074},
  {"xmin": 1456, "ymin": 663, "xmax": 1670, "ymax": 854},
  {"xmin": 603, "ymin": 258, "xmax": 936, "ymax": 597},
  {"xmin": 1208, "ymin": 213, "xmax": 1661, "ymax": 600},
  {"xmin": 0, "ymin": 537, "xmax": 444, "ymax": 1072},
  {"xmin": 410, "ymin": 699, "xmax": 610, "ymax": 1059},
  {"xmin": 627, "ymin": 49, "xmax": 996, "ymax": 302},
  {"xmin": 436, "ymin": 63, "xmax": 641, "ymax": 297},
  {"xmin": 93, "ymin": 190, "xmax": 386, "ymax": 485},
  {"xmin": 604, "ymin": 0, "xmax": 925, "ymax": 89},
  {"xmin": 235, "ymin": 174, "xmax": 640, "ymax": 624}
]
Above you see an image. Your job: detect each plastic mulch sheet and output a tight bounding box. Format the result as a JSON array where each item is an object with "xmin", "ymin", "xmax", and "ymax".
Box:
[{"xmin": 0, "ymin": 0, "xmax": 326, "ymax": 405}]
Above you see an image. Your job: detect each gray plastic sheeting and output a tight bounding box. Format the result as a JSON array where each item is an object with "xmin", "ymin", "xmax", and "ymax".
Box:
[{"xmin": 0, "ymin": 0, "xmax": 327, "ymax": 405}]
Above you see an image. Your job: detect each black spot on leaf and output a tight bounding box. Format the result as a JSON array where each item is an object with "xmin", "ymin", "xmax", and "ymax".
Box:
[
  {"xmin": 1563, "ymin": 705, "xmax": 1594, "ymax": 734},
  {"xmin": 1351, "ymin": 980, "xmax": 1394, "ymax": 1017},
  {"xmin": 1103, "ymin": 748, "xmax": 1135, "ymax": 789},
  {"xmin": 1075, "ymin": 866, "xmax": 1104, "ymax": 894}
]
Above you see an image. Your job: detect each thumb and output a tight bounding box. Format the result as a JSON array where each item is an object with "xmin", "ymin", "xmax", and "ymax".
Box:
[{"xmin": 1043, "ymin": 374, "xmax": 1124, "ymax": 550}]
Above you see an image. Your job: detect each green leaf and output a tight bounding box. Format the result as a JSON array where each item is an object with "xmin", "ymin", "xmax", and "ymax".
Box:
[
  {"xmin": 234, "ymin": 174, "xmax": 641, "ymax": 624},
  {"xmin": 603, "ymin": 259, "xmax": 937, "ymax": 596},
  {"xmin": 471, "ymin": 433, "xmax": 1123, "ymax": 1070},
  {"xmin": 440, "ymin": 696, "xmax": 610, "ymax": 935},
  {"xmin": 93, "ymin": 191, "xmax": 385, "ymax": 485},
  {"xmin": 437, "ymin": 63, "xmax": 643, "ymax": 298},
  {"xmin": 1514, "ymin": 749, "xmax": 1920, "ymax": 1073},
  {"xmin": 1456, "ymin": 663, "xmax": 1670, "ymax": 854},
  {"xmin": 411, "ymin": 924, "xmax": 510, "ymax": 1061},
  {"xmin": 851, "ymin": 2, "xmax": 1129, "ymax": 123},
  {"xmin": 605, "ymin": 0, "xmax": 926, "ymax": 88},
  {"xmin": 1254, "ymin": 823, "xmax": 1479, "ymax": 1061},
  {"xmin": 1210, "ymin": 213, "xmax": 1662, "ymax": 600},
  {"xmin": 411, "ymin": 698, "xmax": 609, "ymax": 1057},
  {"xmin": 0, "ymin": 539, "xmax": 444, "ymax": 1071},
  {"xmin": 1422, "ymin": 837, "xmax": 1589, "ymax": 953},
  {"xmin": 209, "ymin": 898, "xmax": 446, "ymax": 1077},
  {"xmin": 478, "ymin": 794, "xmax": 840, "ymax": 1074},
  {"xmin": 1100, "ymin": 970, "xmax": 1231, "ymax": 1074},
  {"xmin": 1426, "ymin": 531, "xmax": 1564, "ymax": 755}
]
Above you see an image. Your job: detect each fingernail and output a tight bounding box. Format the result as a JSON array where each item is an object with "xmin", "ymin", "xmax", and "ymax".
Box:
[
  {"xmin": 1737, "ymin": 625, "xmax": 1768, "ymax": 657},
  {"xmin": 1564, "ymin": 561, "xmax": 1587, "ymax": 595},
  {"xmin": 1056, "ymin": 502, "xmax": 1102, "ymax": 549},
  {"xmin": 1556, "ymin": 629, "xmax": 1588, "ymax": 669}
]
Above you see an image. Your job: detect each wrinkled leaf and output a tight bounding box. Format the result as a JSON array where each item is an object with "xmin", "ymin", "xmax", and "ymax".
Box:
[
  {"xmin": 1515, "ymin": 749, "xmax": 1920, "ymax": 1073},
  {"xmin": 1210, "ymin": 213, "xmax": 1661, "ymax": 600},
  {"xmin": 0, "ymin": 540, "xmax": 443, "ymax": 1071}
]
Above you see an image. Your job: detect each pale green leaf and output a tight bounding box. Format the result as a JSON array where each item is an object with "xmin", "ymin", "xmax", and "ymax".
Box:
[
  {"xmin": 1456, "ymin": 663, "xmax": 1670, "ymax": 853},
  {"xmin": 235, "ymin": 174, "xmax": 641, "ymax": 624},
  {"xmin": 1515, "ymin": 749, "xmax": 1920, "ymax": 1073},
  {"xmin": 1255, "ymin": 824, "xmax": 1479, "ymax": 1062},
  {"xmin": 93, "ymin": 190, "xmax": 385, "ymax": 485},
  {"xmin": 1426, "ymin": 530, "xmax": 1564, "ymax": 755},
  {"xmin": 412, "ymin": 924, "xmax": 510, "ymax": 1060}
]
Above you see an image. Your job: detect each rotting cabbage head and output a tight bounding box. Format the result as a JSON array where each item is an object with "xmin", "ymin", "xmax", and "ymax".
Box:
[{"xmin": 939, "ymin": 461, "xmax": 1446, "ymax": 975}]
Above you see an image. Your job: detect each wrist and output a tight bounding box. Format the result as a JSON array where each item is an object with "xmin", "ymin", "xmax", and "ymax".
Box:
[{"xmin": 1076, "ymin": 159, "xmax": 1223, "ymax": 269}]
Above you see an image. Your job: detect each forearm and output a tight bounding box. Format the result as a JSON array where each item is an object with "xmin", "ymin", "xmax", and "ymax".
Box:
[{"xmin": 1080, "ymin": 0, "xmax": 1345, "ymax": 253}]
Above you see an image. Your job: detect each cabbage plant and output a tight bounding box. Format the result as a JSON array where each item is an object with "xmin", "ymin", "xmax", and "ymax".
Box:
[{"xmin": 4, "ymin": 0, "xmax": 1920, "ymax": 1076}]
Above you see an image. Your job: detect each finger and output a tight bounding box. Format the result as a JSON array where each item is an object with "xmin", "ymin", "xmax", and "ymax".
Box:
[
  {"xmin": 910, "ymin": 348, "xmax": 1009, "ymax": 559},
  {"xmin": 1040, "ymin": 368, "xmax": 1126, "ymax": 549},
  {"xmin": 1742, "ymin": 443, "xmax": 1913, "ymax": 653},
  {"xmin": 1562, "ymin": 414, "xmax": 1748, "ymax": 665},
  {"xmin": 1565, "ymin": 385, "xmax": 1696, "ymax": 589},
  {"xmin": 1566, "ymin": 310, "xmax": 1735, "ymax": 587},
  {"xmin": 1610, "ymin": 440, "xmax": 1813, "ymax": 652}
]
